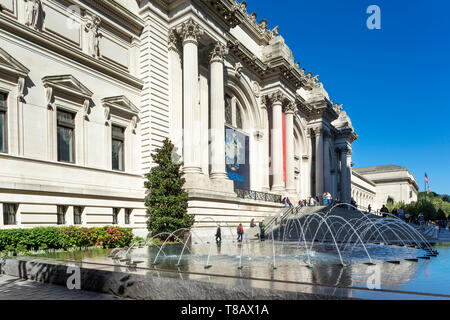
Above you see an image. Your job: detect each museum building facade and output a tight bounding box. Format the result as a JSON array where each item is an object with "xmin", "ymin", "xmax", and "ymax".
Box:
[{"xmin": 0, "ymin": 0, "xmax": 359, "ymax": 236}]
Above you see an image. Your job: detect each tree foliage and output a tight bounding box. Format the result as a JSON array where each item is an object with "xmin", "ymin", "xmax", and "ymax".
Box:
[
  {"xmin": 389, "ymin": 191, "xmax": 450, "ymax": 221},
  {"xmin": 145, "ymin": 139, "xmax": 194, "ymax": 238}
]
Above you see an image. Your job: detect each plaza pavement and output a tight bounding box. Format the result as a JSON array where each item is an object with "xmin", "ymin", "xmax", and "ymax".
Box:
[{"xmin": 0, "ymin": 274, "xmax": 120, "ymax": 300}]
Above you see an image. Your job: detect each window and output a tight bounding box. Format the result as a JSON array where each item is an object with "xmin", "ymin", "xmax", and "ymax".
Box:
[
  {"xmin": 3, "ymin": 203, "xmax": 17, "ymax": 225},
  {"xmin": 57, "ymin": 205, "xmax": 67, "ymax": 225},
  {"xmin": 236, "ymin": 103, "xmax": 243, "ymax": 129},
  {"xmin": 125, "ymin": 208, "xmax": 132, "ymax": 225},
  {"xmin": 57, "ymin": 109, "xmax": 75, "ymax": 163},
  {"xmin": 112, "ymin": 208, "xmax": 119, "ymax": 225},
  {"xmin": 0, "ymin": 93, "xmax": 7, "ymax": 153},
  {"xmin": 225, "ymin": 94, "xmax": 232, "ymax": 126},
  {"xmin": 112, "ymin": 125, "xmax": 124, "ymax": 171},
  {"xmin": 74, "ymin": 206, "xmax": 83, "ymax": 225}
]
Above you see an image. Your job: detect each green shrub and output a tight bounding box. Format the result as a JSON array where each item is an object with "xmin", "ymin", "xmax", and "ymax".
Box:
[{"xmin": 0, "ymin": 226, "xmax": 133, "ymax": 254}]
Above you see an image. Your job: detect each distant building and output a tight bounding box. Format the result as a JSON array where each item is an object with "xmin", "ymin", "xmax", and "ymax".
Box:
[{"xmin": 351, "ymin": 165, "xmax": 419, "ymax": 212}]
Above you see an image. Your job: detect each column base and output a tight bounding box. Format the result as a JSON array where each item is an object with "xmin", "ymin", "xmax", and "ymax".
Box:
[
  {"xmin": 210, "ymin": 172, "xmax": 228, "ymax": 180},
  {"xmin": 183, "ymin": 166, "xmax": 203, "ymax": 175},
  {"xmin": 271, "ymin": 185, "xmax": 286, "ymax": 195}
]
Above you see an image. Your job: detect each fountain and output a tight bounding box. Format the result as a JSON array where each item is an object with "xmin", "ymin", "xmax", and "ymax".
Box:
[{"xmin": 107, "ymin": 203, "xmax": 438, "ymax": 275}]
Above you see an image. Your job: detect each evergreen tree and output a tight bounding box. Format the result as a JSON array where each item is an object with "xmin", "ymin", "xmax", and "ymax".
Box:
[{"xmin": 145, "ymin": 139, "xmax": 194, "ymax": 238}]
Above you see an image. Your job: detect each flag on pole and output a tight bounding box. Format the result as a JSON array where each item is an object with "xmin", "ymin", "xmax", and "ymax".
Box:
[
  {"xmin": 428, "ymin": 187, "xmax": 431, "ymax": 194},
  {"xmin": 425, "ymin": 173, "xmax": 429, "ymax": 184}
]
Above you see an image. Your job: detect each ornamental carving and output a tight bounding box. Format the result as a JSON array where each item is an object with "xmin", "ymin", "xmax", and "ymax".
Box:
[
  {"xmin": 210, "ymin": 42, "xmax": 228, "ymax": 63},
  {"xmin": 284, "ymin": 101, "xmax": 296, "ymax": 114},
  {"xmin": 176, "ymin": 19, "xmax": 204, "ymax": 44},
  {"xmin": 17, "ymin": 77, "xmax": 26, "ymax": 102},
  {"xmin": 252, "ymin": 81, "xmax": 261, "ymax": 98},
  {"xmin": 269, "ymin": 91, "xmax": 285, "ymax": 104},
  {"xmin": 235, "ymin": 62, "xmax": 243, "ymax": 77},
  {"xmin": 168, "ymin": 29, "xmax": 180, "ymax": 52},
  {"xmin": 25, "ymin": 0, "xmax": 41, "ymax": 30},
  {"xmin": 232, "ymin": 1, "xmax": 279, "ymax": 40},
  {"xmin": 85, "ymin": 15, "xmax": 101, "ymax": 58},
  {"xmin": 313, "ymin": 126, "xmax": 323, "ymax": 136}
]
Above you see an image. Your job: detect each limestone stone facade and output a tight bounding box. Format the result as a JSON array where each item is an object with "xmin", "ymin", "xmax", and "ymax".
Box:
[
  {"xmin": 0, "ymin": 0, "xmax": 360, "ymax": 237},
  {"xmin": 351, "ymin": 165, "xmax": 419, "ymax": 212}
]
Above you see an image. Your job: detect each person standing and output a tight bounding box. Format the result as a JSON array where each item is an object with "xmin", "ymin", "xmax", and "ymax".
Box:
[
  {"xmin": 215, "ymin": 224, "xmax": 222, "ymax": 243},
  {"xmin": 405, "ymin": 212, "xmax": 410, "ymax": 223},
  {"xmin": 368, "ymin": 204, "xmax": 372, "ymax": 213},
  {"xmin": 398, "ymin": 208, "xmax": 404, "ymax": 221},
  {"xmin": 380, "ymin": 205, "xmax": 389, "ymax": 218},
  {"xmin": 259, "ymin": 221, "xmax": 265, "ymax": 241},
  {"xmin": 237, "ymin": 223, "xmax": 244, "ymax": 242}
]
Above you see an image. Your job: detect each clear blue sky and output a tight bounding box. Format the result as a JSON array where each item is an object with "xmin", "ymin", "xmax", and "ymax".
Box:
[{"xmin": 246, "ymin": 0, "xmax": 450, "ymax": 194}]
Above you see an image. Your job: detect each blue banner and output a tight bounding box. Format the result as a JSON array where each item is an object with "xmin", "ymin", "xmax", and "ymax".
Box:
[{"xmin": 225, "ymin": 126, "xmax": 250, "ymax": 190}]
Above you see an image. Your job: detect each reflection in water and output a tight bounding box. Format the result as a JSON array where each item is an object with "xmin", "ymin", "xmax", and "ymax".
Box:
[{"xmin": 33, "ymin": 242, "xmax": 450, "ymax": 296}]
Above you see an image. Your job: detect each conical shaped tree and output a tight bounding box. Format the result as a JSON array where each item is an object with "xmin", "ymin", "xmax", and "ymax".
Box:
[{"xmin": 145, "ymin": 139, "xmax": 194, "ymax": 238}]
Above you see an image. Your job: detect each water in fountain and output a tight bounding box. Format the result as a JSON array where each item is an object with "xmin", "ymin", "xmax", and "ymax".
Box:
[{"xmin": 109, "ymin": 204, "xmax": 438, "ymax": 272}]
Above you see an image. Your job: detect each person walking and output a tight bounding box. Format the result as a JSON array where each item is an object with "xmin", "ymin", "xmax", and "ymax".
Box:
[
  {"xmin": 237, "ymin": 223, "xmax": 244, "ymax": 242},
  {"xmin": 286, "ymin": 197, "xmax": 292, "ymax": 208},
  {"xmin": 215, "ymin": 224, "xmax": 222, "ymax": 244}
]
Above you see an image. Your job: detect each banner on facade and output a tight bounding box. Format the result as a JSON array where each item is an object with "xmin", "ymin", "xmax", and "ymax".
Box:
[{"xmin": 225, "ymin": 126, "xmax": 250, "ymax": 190}]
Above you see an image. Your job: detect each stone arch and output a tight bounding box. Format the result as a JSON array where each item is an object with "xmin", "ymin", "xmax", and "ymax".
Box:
[{"xmin": 224, "ymin": 71, "xmax": 264, "ymax": 191}]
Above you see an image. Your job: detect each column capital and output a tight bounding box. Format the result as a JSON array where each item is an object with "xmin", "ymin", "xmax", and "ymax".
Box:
[
  {"xmin": 269, "ymin": 91, "xmax": 285, "ymax": 105},
  {"xmin": 168, "ymin": 28, "xmax": 181, "ymax": 52},
  {"xmin": 176, "ymin": 19, "xmax": 204, "ymax": 45},
  {"xmin": 313, "ymin": 126, "xmax": 323, "ymax": 136},
  {"xmin": 337, "ymin": 145, "xmax": 351, "ymax": 154},
  {"xmin": 210, "ymin": 41, "xmax": 228, "ymax": 64},
  {"xmin": 284, "ymin": 101, "xmax": 296, "ymax": 114}
]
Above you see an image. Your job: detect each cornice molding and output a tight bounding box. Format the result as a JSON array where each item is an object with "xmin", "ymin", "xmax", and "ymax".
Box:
[{"xmin": 83, "ymin": 0, "xmax": 144, "ymax": 36}]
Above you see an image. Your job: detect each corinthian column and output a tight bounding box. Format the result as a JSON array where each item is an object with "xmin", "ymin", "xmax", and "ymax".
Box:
[
  {"xmin": 261, "ymin": 96, "xmax": 270, "ymax": 192},
  {"xmin": 339, "ymin": 146, "xmax": 350, "ymax": 202},
  {"xmin": 209, "ymin": 41, "xmax": 228, "ymax": 180},
  {"xmin": 270, "ymin": 91, "xmax": 285, "ymax": 193},
  {"xmin": 314, "ymin": 126, "xmax": 324, "ymax": 195},
  {"xmin": 168, "ymin": 29, "xmax": 183, "ymax": 160},
  {"xmin": 176, "ymin": 19, "xmax": 204, "ymax": 174},
  {"xmin": 323, "ymin": 130, "xmax": 331, "ymax": 193},
  {"xmin": 285, "ymin": 102, "xmax": 296, "ymax": 194}
]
